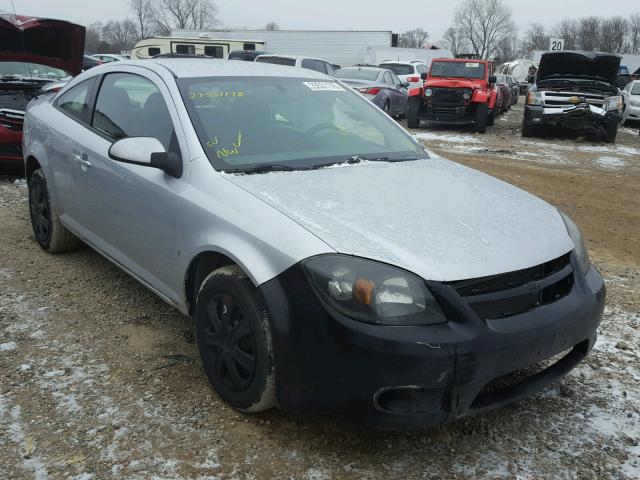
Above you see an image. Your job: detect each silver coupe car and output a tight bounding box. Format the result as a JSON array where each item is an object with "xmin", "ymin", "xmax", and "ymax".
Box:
[{"xmin": 23, "ymin": 58, "xmax": 605, "ymax": 430}]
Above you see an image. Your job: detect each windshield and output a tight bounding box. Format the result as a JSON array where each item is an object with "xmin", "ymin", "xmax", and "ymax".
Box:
[
  {"xmin": 179, "ymin": 76, "xmax": 425, "ymax": 172},
  {"xmin": 380, "ymin": 64, "xmax": 413, "ymax": 76},
  {"xmin": 255, "ymin": 56, "xmax": 295, "ymax": 67},
  {"xmin": 0, "ymin": 62, "xmax": 69, "ymax": 80},
  {"xmin": 632, "ymin": 83, "xmax": 640, "ymax": 95},
  {"xmin": 430, "ymin": 61, "xmax": 486, "ymax": 80},
  {"xmin": 334, "ymin": 69, "xmax": 379, "ymax": 81}
]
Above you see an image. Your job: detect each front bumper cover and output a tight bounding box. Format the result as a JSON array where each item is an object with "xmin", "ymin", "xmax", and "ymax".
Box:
[
  {"xmin": 259, "ymin": 258, "xmax": 605, "ymax": 430},
  {"xmin": 525, "ymin": 103, "xmax": 621, "ymax": 132}
]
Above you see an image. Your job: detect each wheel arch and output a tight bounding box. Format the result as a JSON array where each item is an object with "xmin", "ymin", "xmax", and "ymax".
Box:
[
  {"xmin": 25, "ymin": 155, "xmax": 42, "ymax": 182},
  {"xmin": 184, "ymin": 249, "xmax": 254, "ymax": 317}
]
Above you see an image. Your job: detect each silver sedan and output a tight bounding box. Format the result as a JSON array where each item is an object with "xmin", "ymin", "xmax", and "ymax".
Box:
[{"xmin": 23, "ymin": 59, "xmax": 604, "ymax": 429}]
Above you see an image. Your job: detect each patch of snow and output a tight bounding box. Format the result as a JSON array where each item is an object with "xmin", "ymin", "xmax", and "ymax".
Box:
[
  {"xmin": 0, "ymin": 341, "xmax": 17, "ymax": 351},
  {"xmin": 597, "ymin": 156, "xmax": 626, "ymax": 168},
  {"xmin": 414, "ymin": 131, "xmax": 483, "ymax": 144}
]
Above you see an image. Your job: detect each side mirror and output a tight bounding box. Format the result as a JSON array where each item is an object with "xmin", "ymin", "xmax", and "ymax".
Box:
[
  {"xmin": 402, "ymin": 81, "xmax": 410, "ymax": 88},
  {"xmin": 488, "ymin": 75, "xmax": 497, "ymax": 84},
  {"xmin": 108, "ymin": 137, "xmax": 182, "ymax": 178},
  {"xmin": 420, "ymin": 72, "xmax": 428, "ymax": 80}
]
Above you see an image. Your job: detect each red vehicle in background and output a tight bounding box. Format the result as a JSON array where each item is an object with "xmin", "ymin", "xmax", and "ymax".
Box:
[
  {"xmin": 0, "ymin": 14, "xmax": 84, "ymax": 173},
  {"xmin": 406, "ymin": 58, "xmax": 499, "ymax": 133}
]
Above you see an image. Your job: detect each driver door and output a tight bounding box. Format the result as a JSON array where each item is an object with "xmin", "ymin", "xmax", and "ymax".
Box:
[{"xmin": 68, "ymin": 68, "xmax": 189, "ymax": 304}]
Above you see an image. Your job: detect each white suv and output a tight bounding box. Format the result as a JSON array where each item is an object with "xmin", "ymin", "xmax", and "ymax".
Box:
[
  {"xmin": 255, "ymin": 54, "xmax": 336, "ymax": 76},
  {"xmin": 378, "ymin": 61, "xmax": 429, "ymax": 88}
]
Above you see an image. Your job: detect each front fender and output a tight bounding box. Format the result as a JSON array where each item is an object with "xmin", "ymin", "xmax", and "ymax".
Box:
[{"xmin": 472, "ymin": 90, "xmax": 489, "ymax": 104}]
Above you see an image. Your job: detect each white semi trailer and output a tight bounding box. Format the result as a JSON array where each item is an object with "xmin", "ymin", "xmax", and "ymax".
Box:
[{"xmin": 171, "ymin": 29, "xmax": 396, "ymax": 66}]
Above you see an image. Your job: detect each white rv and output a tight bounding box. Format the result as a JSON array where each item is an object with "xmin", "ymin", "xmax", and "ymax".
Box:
[{"xmin": 131, "ymin": 36, "xmax": 266, "ymax": 60}]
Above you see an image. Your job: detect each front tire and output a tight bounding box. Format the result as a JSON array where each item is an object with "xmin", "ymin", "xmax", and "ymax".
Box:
[
  {"xmin": 603, "ymin": 122, "xmax": 618, "ymax": 144},
  {"xmin": 475, "ymin": 103, "xmax": 488, "ymax": 133},
  {"xmin": 521, "ymin": 119, "xmax": 535, "ymax": 138},
  {"xmin": 195, "ymin": 265, "xmax": 276, "ymax": 412},
  {"xmin": 28, "ymin": 169, "xmax": 80, "ymax": 253},
  {"xmin": 406, "ymin": 96, "xmax": 421, "ymax": 129},
  {"xmin": 487, "ymin": 109, "xmax": 495, "ymax": 126}
]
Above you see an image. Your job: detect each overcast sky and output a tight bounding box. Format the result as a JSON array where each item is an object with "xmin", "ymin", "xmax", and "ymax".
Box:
[{"xmin": 6, "ymin": 0, "xmax": 640, "ymax": 40}]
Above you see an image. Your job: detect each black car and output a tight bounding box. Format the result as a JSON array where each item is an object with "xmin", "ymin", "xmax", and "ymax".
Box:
[
  {"xmin": 506, "ymin": 75, "xmax": 520, "ymax": 104},
  {"xmin": 83, "ymin": 54, "xmax": 103, "ymax": 70},
  {"xmin": 228, "ymin": 50, "xmax": 267, "ymax": 61}
]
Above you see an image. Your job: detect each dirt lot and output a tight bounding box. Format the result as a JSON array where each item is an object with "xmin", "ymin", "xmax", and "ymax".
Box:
[{"xmin": 1, "ymin": 100, "xmax": 639, "ymax": 480}]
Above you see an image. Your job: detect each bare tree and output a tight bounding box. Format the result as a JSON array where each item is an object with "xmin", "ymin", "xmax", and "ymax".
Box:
[
  {"xmin": 553, "ymin": 19, "xmax": 579, "ymax": 50},
  {"xmin": 153, "ymin": 0, "xmax": 218, "ymax": 33},
  {"xmin": 265, "ymin": 21, "xmax": 279, "ymax": 31},
  {"xmin": 398, "ymin": 28, "xmax": 429, "ymax": 49},
  {"xmin": 577, "ymin": 16, "xmax": 601, "ymax": 51},
  {"xmin": 601, "ymin": 16, "xmax": 628, "ymax": 53},
  {"xmin": 130, "ymin": 0, "xmax": 154, "ymax": 39},
  {"xmin": 522, "ymin": 23, "xmax": 549, "ymax": 52},
  {"xmin": 495, "ymin": 32, "xmax": 518, "ymax": 64},
  {"xmin": 628, "ymin": 13, "xmax": 640, "ymax": 53},
  {"xmin": 454, "ymin": 0, "xmax": 516, "ymax": 59},
  {"xmin": 440, "ymin": 26, "xmax": 469, "ymax": 57},
  {"xmin": 101, "ymin": 20, "xmax": 139, "ymax": 53},
  {"xmin": 84, "ymin": 22, "xmax": 104, "ymax": 53}
]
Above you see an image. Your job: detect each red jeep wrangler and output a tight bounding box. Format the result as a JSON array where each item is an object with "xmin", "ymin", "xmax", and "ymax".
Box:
[{"xmin": 407, "ymin": 58, "xmax": 499, "ymax": 133}]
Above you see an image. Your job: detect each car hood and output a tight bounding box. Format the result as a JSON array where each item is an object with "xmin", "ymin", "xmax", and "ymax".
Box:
[
  {"xmin": 537, "ymin": 51, "xmax": 621, "ymax": 85},
  {"xmin": 226, "ymin": 155, "xmax": 574, "ymax": 282},
  {"xmin": 0, "ymin": 14, "xmax": 85, "ymax": 76}
]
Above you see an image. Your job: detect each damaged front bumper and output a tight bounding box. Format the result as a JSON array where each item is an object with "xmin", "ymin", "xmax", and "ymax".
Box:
[
  {"xmin": 259, "ymin": 258, "xmax": 605, "ymax": 430},
  {"xmin": 525, "ymin": 103, "xmax": 621, "ymax": 132}
]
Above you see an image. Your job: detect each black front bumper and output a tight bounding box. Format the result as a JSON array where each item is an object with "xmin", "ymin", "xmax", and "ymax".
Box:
[
  {"xmin": 259, "ymin": 259, "xmax": 605, "ymax": 430},
  {"xmin": 524, "ymin": 104, "xmax": 620, "ymax": 132},
  {"xmin": 420, "ymin": 103, "xmax": 478, "ymax": 124}
]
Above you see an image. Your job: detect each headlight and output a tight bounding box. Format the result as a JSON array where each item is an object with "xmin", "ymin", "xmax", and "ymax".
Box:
[
  {"xmin": 526, "ymin": 91, "xmax": 543, "ymax": 106},
  {"xmin": 605, "ymin": 95, "xmax": 623, "ymax": 112},
  {"xmin": 559, "ymin": 211, "xmax": 590, "ymax": 275},
  {"xmin": 424, "ymin": 88, "xmax": 433, "ymax": 97},
  {"xmin": 303, "ymin": 255, "xmax": 446, "ymax": 326}
]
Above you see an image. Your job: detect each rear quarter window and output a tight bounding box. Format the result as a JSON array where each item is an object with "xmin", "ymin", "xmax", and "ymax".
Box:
[{"xmin": 55, "ymin": 78, "xmax": 95, "ymax": 124}]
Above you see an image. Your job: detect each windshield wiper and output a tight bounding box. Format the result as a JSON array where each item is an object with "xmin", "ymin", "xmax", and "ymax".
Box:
[
  {"xmin": 350, "ymin": 155, "xmax": 423, "ymax": 163},
  {"xmin": 226, "ymin": 164, "xmax": 298, "ymax": 174}
]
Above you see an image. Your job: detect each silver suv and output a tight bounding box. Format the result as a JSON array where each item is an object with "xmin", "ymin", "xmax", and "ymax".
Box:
[{"xmin": 23, "ymin": 58, "xmax": 605, "ymax": 429}]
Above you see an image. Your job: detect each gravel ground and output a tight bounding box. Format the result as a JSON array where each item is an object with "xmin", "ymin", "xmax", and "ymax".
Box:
[{"xmin": 1, "ymin": 100, "xmax": 639, "ymax": 480}]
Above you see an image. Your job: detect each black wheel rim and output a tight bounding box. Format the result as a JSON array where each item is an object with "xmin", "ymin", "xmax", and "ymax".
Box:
[
  {"xmin": 201, "ymin": 293, "xmax": 256, "ymax": 392},
  {"xmin": 29, "ymin": 181, "xmax": 51, "ymax": 244}
]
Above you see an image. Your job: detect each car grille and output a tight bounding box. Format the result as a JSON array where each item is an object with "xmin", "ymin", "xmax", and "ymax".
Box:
[
  {"xmin": 542, "ymin": 91, "xmax": 605, "ymax": 109},
  {"xmin": 449, "ymin": 252, "xmax": 574, "ymax": 320},
  {"xmin": 431, "ymin": 88, "xmax": 467, "ymax": 107},
  {"xmin": 0, "ymin": 108, "xmax": 25, "ymax": 132}
]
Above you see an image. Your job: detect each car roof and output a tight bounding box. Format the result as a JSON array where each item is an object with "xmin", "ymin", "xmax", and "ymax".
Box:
[
  {"xmin": 379, "ymin": 61, "xmax": 422, "ymax": 65},
  {"xmin": 114, "ymin": 58, "xmax": 332, "ymax": 79},
  {"xmin": 254, "ymin": 54, "xmax": 324, "ymax": 61},
  {"xmin": 340, "ymin": 66, "xmax": 386, "ymax": 72}
]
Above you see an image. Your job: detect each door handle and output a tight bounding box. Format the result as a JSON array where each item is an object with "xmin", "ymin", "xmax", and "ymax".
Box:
[{"xmin": 73, "ymin": 153, "xmax": 91, "ymax": 169}]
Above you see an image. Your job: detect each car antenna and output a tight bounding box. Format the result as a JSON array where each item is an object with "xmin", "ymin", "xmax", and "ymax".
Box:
[{"xmin": 10, "ymin": 0, "xmax": 34, "ymax": 80}]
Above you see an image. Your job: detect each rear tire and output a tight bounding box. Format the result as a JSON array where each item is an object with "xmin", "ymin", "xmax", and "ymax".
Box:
[
  {"xmin": 383, "ymin": 100, "xmax": 390, "ymax": 115},
  {"xmin": 406, "ymin": 97, "xmax": 421, "ymax": 129},
  {"xmin": 475, "ymin": 103, "xmax": 488, "ymax": 133},
  {"xmin": 487, "ymin": 109, "xmax": 495, "ymax": 127},
  {"xmin": 28, "ymin": 169, "xmax": 80, "ymax": 253},
  {"xmin": 195, "ymin": 265, "xmax": 277, "ymax": 413}
]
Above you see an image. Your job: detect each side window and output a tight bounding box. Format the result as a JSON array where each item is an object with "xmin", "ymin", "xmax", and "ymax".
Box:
[
  {"xmin": 204, "ymin": 45, "xmax": 224, "ymax": 58},
  {"xmin": 416, "ymin": 64, "xmax": 428, "ymax": 74},
  {"xmin": 301, "ymin": 59, "xmax": 325, "ymax": 73},
  {"xmin": 148, "ymin": 47, "xmax": 160, "ymax": 57},
  {"xmin": 92, "ymin": 73, "xmax": 178, "ymax": 154},
  {"xmin": 56, "ymin": 79, "xmax": 95, "ymax": 123},
  {"xmin": 243, "ymin": 43, "xmax": 256, "ymax": 51},
  {"xmin": 390, "ymin": 73, "xmax": 402, "ymax": 85},
  {"xmin": 175, "ymin": 44, "xmax": 196, "ymax": 55},
  {"xmin": 383, "ymin": 72, "xmax": 393, "ymax": 84}
]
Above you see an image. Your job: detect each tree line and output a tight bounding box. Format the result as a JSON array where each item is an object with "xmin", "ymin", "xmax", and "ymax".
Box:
[{"xmin": 399, "ymin": 0, "xmax": 640, "ymax": 64}]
